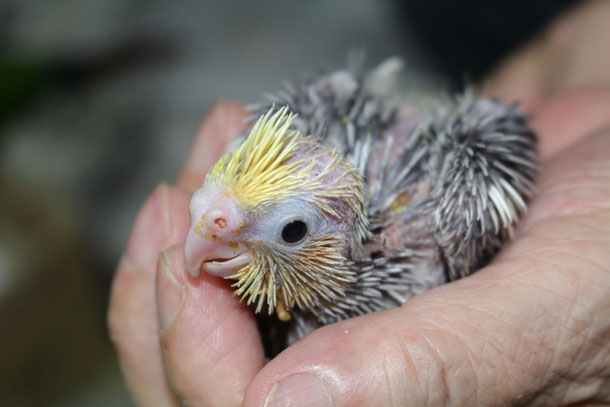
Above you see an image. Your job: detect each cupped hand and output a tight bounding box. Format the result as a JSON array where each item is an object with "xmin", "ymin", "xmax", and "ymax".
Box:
[
  {"xmin": 108, "ymin": 91, "xmax": 610, "ymax": 406},
  {"xmin": 108, "ymin": 4, "xmax": 610, "ymax": 404},
  {"xmin": 108, "ymin": 102, "xmax": 265, "ymax": 406},
  {"xmin": 241, "ymin": 90, "xmax": 610, "ymax": 406}
]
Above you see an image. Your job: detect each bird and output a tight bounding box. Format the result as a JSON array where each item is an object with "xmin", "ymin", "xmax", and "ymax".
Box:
[{"xmin": 184, "ymin": 58, "xmax": 537, "ymax": 353}]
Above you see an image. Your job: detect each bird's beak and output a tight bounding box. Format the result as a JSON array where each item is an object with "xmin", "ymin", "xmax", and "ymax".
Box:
[
  {"xmin": 184, "ymin": 231, "xmax": 251, "ymax": 278},
  {"xmin": 184, "ymin": 184, "xmax": 252, "ymax": 278}
]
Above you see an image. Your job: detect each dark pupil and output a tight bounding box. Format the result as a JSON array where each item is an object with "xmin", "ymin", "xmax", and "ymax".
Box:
[{"xmin": 281, "ymin": 220, "xmax": 307, "ymax": 243}]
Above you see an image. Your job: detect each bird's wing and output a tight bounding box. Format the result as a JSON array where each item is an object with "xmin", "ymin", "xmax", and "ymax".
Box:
[{"xmin": 428, "ymin": 93, "xmax": 538, "ymax": 279}]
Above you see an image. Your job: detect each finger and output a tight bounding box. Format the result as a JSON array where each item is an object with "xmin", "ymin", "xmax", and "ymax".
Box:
[
  {"xmin": 156, "ymin": 245, "xmax": 264, "ymax": 406},
  {"xmin": 517, "ymin": 122, "xmax": 610, "ymax": 236},
  {"xmin": 243, "ymin": 132, "xmax": 610, "ymax": 406},
  {"xmin": 481, "ymin": 38, "xmax": 547, "ymax": 112},
  {"xmin": 245, "ymin": 224, "xmax": 610, "ymax": 406},
  {"xmin": 177, "ymin": 101, "xmax": 249, "ymax": 192},
  {"xmin": 482, "ymin": 0, "xmax": 610, "ymax": 109},
  {"xmin": 530, "ymin": 88, "xmax": 610, "ymax": 160},
  {"xmin": 243, "ymin": 274, "xmax": 566, "ymax": 406},
  {"xmin": 484, "ymin": 69, "xmax": 610, "ymax": 162},
  {"xmin": 108, "ymin": 183, "xmax": 191, "ymax": 406}
]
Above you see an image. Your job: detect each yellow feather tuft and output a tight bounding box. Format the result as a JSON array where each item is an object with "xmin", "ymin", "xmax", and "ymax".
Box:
[
  {"xmin": 207, "ymin": 106, "xmax": 367, "ymax": 235},
  {"xmin": 207, "ymin": 107, "xmax": 309, "ymax": 207},
  {"xmin": 228, "ymin": 235, "xmax": 356, "ymax": 317},
  {"xmin": 206, "ymin": 106, "xmax": 371, "ymax": 317}
]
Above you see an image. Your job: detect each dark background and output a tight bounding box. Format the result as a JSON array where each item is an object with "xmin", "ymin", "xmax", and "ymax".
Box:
[{"xmin": 0, "ymin": 1, "xmax": 572, "ymax": 405}]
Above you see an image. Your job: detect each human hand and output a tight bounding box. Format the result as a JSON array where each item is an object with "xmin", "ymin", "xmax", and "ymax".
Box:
[
  {"xmin": 107, "ymin": 102, "xmax": 266, "ymax": 406},
  {"xmin": 108, "ymin": 91, "xmax": 610, "ymax": 406},
  {"xmin": 238, "ymin": 90, "xmax": 610, "ymax": 406},
  {"xmin": 108, "ymin": 3, "xmax": 610, "ymax": 405}
]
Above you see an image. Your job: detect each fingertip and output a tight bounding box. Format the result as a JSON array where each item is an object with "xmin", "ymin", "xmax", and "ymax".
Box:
[
  {"xmin": 108, "ymin": 184, "xmax": 196, "ymax": 407},
  {"xmin": 157, "ymin": 245, "xmax": 265, "ymax": 406},
  {"xmin": 121, "ymin": 183, "xmax": 192, "ymax": 271},
  {"xmin": 178, "ymin": 101, "xmax": 249, "ymax": 191},
  {"xmin": 243, "ymin": 320, "xmax": 366, "ymax": 407},
  {"xmin": 532, "ymin": 87, "xmax": 610, "ymax": 160},
  {"xmin": 122, "ymin": 182, "xmax": 171, "ymax": 270},
  {"xmin": 243, "ymin": 280, "xmax": 538, "ymax": 407},
  {"xmin": 263, "ymin": 374, "xmax": 333, "ymax": 407},
  {"xmin": 157, "ymin": 247, "xmax": 187, "ymax": 333}
]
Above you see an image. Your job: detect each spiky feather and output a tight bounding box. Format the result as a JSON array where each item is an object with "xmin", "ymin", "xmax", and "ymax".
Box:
[
  {"xmin": 208, "ymin": 107, "xmax": 368, "ymax": 239},
  {"xmin": 239, "ymin": 59, "xmax": 537, "ymax": 353},
  {"xmin": 231, "ymin": 235, "xmax": 355, "ymax": 318},
  {"xmin": 209, "ymin": 106, "xmax": 370, "ymax": 317}
]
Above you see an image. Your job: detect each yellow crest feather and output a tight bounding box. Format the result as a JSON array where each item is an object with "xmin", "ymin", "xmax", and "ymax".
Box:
[
  {"xmin": 207, "ymin": 107, "xmax": 313, "ymax": 207},
  {"xmin": 207, "ymin": 106, "xmax": 366, "ymax": 223},
  {"xmin": 206, "ymin": 106, "xmax": 371, "ymax": 318}
]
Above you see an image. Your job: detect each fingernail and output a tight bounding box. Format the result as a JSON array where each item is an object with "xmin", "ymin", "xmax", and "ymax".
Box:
[
  {"xmin": 265, "ymin": 374, "xmax": 332, "ymax": 407},
  {"xmin": 123, "ymin": 183, "xmax": 170, "ymax": 269},
  {"xmin": 157, "ymin": 251, "xmax": 185, "ymax": 331}
]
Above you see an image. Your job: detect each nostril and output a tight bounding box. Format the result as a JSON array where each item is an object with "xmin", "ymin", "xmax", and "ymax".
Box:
[{"xmin": 214, "ymin": 217, "xmax": 227, "ymax": 229}]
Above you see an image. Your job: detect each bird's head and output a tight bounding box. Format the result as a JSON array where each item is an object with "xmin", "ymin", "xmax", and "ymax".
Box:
[{"xmin": 184, "ymin": 107, "xmax": 368, "ymax": 320}]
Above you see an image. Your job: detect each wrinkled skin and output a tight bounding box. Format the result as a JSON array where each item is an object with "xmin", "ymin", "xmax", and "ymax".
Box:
[{"xmin": 108, "ymin": 2, "xmax": 610, "ymax": 405}]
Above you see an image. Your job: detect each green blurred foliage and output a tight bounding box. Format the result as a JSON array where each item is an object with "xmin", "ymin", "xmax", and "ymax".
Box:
[{"xmin": 0, "ymin": 54, "xmax": 50, "ymax": 125}]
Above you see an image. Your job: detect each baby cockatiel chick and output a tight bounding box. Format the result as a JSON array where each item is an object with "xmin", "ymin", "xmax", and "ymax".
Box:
[{"xmin": 184, "ymin": 58, "xmax": 537, "ymax": 351}]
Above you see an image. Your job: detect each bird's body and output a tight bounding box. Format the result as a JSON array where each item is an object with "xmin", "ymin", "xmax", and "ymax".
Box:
[{"xmin": 185, "ymin": 58, "xmax": 537, "ymax": 352}]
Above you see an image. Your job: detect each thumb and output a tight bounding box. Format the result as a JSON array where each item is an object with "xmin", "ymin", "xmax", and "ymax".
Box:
[
  {"xmin": 242, "ymin": 129, "xmax": 610, "ymax": 407},
  {"xmin": 242, "ymin": 93, "xmax": 610, "ymax": 407},
  {"xmin": 243, "ymin": 231, "xmax": 609, "ymax": 407},
  {"xmin": 156, "ymin": 245, "xmax": 265, "ymax": 406},
  {"xmin": 242, "ymin": 269, "xmax": 540, "ymax": 407}
]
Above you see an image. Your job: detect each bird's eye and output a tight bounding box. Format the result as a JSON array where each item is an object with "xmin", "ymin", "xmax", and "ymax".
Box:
[{"xmin": 281, "ymin": 220, "xmax": 308, "ymax": 244}]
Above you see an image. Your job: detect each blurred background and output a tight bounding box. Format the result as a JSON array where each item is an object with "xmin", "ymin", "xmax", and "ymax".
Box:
[{"xmin": 0, "ymin": 1, "xmax": 573, "ymax": 405}]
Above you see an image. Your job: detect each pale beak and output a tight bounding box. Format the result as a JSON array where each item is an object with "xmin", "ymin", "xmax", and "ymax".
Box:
[
  {"xmin": 184, "ymin": 184, "xmax": 252, "ymax": 278},
  {"xmin": 184, "ymin": 230, "xmax": 252, "ymax": 278}
]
